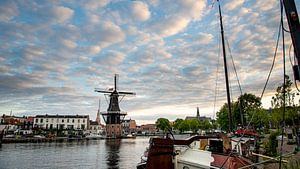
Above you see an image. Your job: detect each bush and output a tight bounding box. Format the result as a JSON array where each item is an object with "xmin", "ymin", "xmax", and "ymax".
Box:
[
  {"xmin": 265, "ymin": 131, "xmax": 280, "ymax": 156},
  {"xmin": 284, "ymin": 159, "xmax": 300, "ymax": 169}
]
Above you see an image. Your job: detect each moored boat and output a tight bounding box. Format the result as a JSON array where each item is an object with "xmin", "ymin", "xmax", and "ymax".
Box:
[{"xmin": 137, "ymin": 134, "xmax": 253, "ymax": 169}]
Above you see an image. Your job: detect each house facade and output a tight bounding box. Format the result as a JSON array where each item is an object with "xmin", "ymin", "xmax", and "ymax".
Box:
[
  {"xmin": 33, "ymin": 115, "xmax": 89, "ymax": 130},
  {"xmin": 122, "ymin": 119, "xmax": 137, "ymax": 134}
]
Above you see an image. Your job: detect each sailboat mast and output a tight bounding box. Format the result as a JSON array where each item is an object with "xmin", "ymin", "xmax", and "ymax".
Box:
[{"xmin": 217, "ymin": 0, "xmax": 233, "ymax": 132}]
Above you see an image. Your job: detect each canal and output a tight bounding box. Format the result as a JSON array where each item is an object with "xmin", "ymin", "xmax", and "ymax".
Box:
[{"xmin": 0, "ymin": 137, "xmax": 150, "ymax": 169}]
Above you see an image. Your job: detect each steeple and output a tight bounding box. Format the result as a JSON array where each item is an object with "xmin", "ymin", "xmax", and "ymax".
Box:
[
  {"xmin": 96, "ymin": 99, "xmax": 101, "ymax": 125},
  {"xmin": 196, "ymin": 107, "xmax": 200, "ymax": 119}
]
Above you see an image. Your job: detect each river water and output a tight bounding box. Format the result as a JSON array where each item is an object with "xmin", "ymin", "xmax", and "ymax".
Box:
[{"xmin": 0, "ymin": 137, "xmax": 150, "ymax": 169}]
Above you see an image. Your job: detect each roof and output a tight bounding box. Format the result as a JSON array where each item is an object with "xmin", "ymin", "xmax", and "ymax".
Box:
[
  {"xmin": 89, "ymin": 121, "xmax": 100, "ymax": 125},
  {"xmin": 185, "ymin": 116, "xmax": 211, "ymax": 121},
  {"xmin": 35, "ymin": 115, "xmax": 89, "ymax": 118}
]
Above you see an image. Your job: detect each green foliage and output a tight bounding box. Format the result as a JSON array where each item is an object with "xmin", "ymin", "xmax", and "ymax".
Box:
[
  {"xmin": 172, "ymin": 118, "xmax": 213, "ymax": 133},
  {"xmin": 216, "ymin": 103, "xmax": 230, "ymax": 131},
  {"xmin": 271, "ymin": 75, "xmax": 295, "ymax": 108},
  {"xmin": 155, "ymin": 118, "xmax": 171, "ymax": 133},
  {"xmin": 216, "ymin": 93, "xmax": 263, "ymax": 130},
  {"xmin": 178, "ymin": 120, "xmax": 190, "ymax": 132},
  {"xmin": 189, "ymin": 119, "xmax": 199, "ymax": 133},
  {"xmin": 265, "ymin": 131, "xmax": 279, "ymax": 157},
  {"xmin": 270, "ymin": 75, "xmax": 299, "ymax": 128},
  {"xmin": 199, "ymin": 120, "xmax": 212, "ymax": 130},
  {"xmin": 173, "ymin": 118, "xmax": 183, "ymax": 131}
]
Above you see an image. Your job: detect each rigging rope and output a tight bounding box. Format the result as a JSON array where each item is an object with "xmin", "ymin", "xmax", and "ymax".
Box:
[
  {"xmin": 226, "ymin": 38, "xmax": 245, "ymax": 127},
  {"xmin": 213, "ymin": 23, "xmax": 222, "ymax": 120},
  {"xmin": 279, "ymin": 0, "xmax": 287, "ymax": 168},
  {"xmin": 220, "ymin": 4, "xmax": 283, "ymax": 168},
  {"xmin": 260, "ymin": 21, "xmax": 282, "ymax": 99},
  {"xmin": 226, "ymin": 38, "xmax": 243, "ymax": 95}
]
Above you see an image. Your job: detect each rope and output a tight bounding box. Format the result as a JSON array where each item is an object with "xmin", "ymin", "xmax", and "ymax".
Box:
[
  {"xmin": 279, "ymin": 0, "xmax": 287, "ymax": 168},
  {"xmin": 213, "ymin": 22, "xmax": 222, "ymax": 119},
  {"xmin": 220, "ymin": 2, "xmax": 283, "ymax": 167}
]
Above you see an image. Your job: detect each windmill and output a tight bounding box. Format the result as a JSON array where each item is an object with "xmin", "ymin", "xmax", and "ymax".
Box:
[{"xmin": 94, "ymin": 74, "xmax": 135, "ymax": 138}]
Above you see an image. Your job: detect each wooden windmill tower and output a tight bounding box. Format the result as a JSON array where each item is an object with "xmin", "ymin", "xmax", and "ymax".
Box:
[{"xmin": 95, "ymin": 74, "xmax": 135, "ymax": 138}]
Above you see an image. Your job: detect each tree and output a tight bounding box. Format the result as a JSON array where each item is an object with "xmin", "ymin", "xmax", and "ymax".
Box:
[
  {"xmin": 237, "ymin": 93, "xmax": 262, "ymax": 126},
  {"xmin": 178, "ymin": 120, "xmax": 190, "ymax": 132},
  {"xmin": 270, "ymin": 75, "xmax": 298, "ymax": 128},
  {"xmin": 155, "ymin": 118, "xmax": 171, "ymax": 133},
  {"xmin": 173, "ymin": 118, "xmax": 184, "ymax": 131},
  {"xmin": 216, "ymin": 103, "xmax": 230, "ymax": 131},
  {"xmin": 189, "ymin": 119, "xmax": 200, "ymax": 133},
  {"xmin": 199, "ymin": 120, "xmax": 212, "ymax": 130},
  {"xmin": 216, "ymin": 93, "xmax": 263, "ymax": 130},
  {"xmin": 271, "ymin": 75, "xmax": 295, "ymax": 108}
]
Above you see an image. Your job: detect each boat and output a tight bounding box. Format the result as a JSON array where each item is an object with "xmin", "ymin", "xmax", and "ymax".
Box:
[
  {"xmin": 0, "ymin": 124, "xmax": 6, "ymax": 146},
  {"xmin": 85, "ymin": 132, "xmax": 105, "ymax": 140},
  {"xmin": 136, "ymin": 134, "xmax": 254, "ymax": 169}
]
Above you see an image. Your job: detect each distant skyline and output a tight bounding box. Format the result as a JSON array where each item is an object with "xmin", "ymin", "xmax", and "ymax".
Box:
[{"xmin": 1, "ymin": 0, "xmax": 300, "ymax": 125}]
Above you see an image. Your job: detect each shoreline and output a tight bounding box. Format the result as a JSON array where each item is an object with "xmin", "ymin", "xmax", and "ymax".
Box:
[{"xmin": 1, "ymin": 135, "xmax": 158, "ymax": 144}]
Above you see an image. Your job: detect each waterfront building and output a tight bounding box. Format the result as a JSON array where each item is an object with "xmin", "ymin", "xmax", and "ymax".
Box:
[
  {"xmin": 0, "ymin": 114, "xmax": 28, "ymax": 133},
  {"xmin": 33, "ymin": 115, "xmax": 89, "ymax": 130},
  {"xmin": 122, "ymin": 119, "xmax": 137, "ymax": 134},
  {"xmin": 139, "ymin": 124, "xmax": 157, "ymax": 134},
  {"xmin": 88, "ymin": 105, "xmax": 105, "ymax": 134},
  {"xmin": 185, "ymin": 107, "xmax": 212, "ymax": 121}
]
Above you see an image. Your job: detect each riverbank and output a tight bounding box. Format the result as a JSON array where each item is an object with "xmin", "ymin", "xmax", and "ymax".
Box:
[{"xmin": 2, "ymin": 135, "xmax": 156, "ymax": 143}]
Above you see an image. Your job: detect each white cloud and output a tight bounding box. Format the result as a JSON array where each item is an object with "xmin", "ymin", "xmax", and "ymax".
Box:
[
  {"xmin": 130, "ymin": 1, "xmax": 151, "ymax": 21},
  {"xmin": 224, "ymin": 0, "xmax": 244, "ymax": 11},
  {"xmin": 95, "ymin": 51, "xmax": 126, "ymax": 65},
  {"xmin": 52, "ymin": 6, "xmax": 74, "ymax": 23},
  {"xmin": 149, "ymin": 0, "xmax": 206, "ymax": 37},
  {"xmin": 154, "ymin": 16, "xmax": 190, "ymax": 37},
  {"xmin": 89, "ymin": 45, "xmax": 101, "ymax": 54},
  {"xmin": 254, "ymin": 0, "xmax": 278, "ymax": 11},
  {"xmin": 178, "ymin": 0, "xmax": 206, "ymax": 20},
  {"xmin": 198, "ymin": 33, "xmax": 214, "ymax": 45},
  {"xmin": 61, "ymin": 39, "xmax": 77, "ymax": 49},
  {"xmin": 95, "ymin": 21, "xmax": 126, "ymax": 48},
  {"xmin": 84, "ymin": 0, "xmax": 110, "ymax": 11},
  {"xmin": 0, "ymin": 1, "xmax": 18, "ymax": 22}
]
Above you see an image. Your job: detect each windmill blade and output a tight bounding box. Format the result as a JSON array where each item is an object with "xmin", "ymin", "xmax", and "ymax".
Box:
[
  {"xmin": 94, "ymin": 88, "xmax": 113, "ymax": 94},
  {"xmin": 118, "ymin": 91, "xmax": 136, "ymax": 95}
]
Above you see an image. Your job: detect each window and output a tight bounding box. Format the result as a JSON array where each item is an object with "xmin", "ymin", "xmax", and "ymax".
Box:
[
  {"xmin": 46, "ymin": 118, "xmax": 48, "ymax": 123},
  {"xmin": 40, "ymin": 119, "xmax": 43, "ymax": 123},
  {"xmin": 78, "ymin": 119, "xmax": 80, "ymax": 123},
  {"xmin": 36, "ymin": 119, "xmax": 38, "ymax": 123},
  {"xmin": 72, "ymin": 119, "xmax": 74, "ymax": 123},
  {"xmin": 83, "ymin": 119, "xmax": 85, "ymax": 123},
  {"xmin": 62, "ymin": 119, "xmax": 64, "ymax": 123},
  {"xmin": 67, "ymin": 119, "xmax": 69, "ymax": 123}
]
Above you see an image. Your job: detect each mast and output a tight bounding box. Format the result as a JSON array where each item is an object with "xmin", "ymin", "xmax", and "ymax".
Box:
[{"xmin": 217, "ymin": 0, "xmax": 233, "ymax": 132}]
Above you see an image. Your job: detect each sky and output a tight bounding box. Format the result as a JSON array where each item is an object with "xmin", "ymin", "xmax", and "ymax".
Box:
[{"xmin": 1, "ymin": 0, "xmax": 300, "ymax": 125}]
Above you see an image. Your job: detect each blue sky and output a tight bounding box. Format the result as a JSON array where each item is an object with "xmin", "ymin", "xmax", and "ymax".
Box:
[{"xmin": 1, "ymin": 0, "xmax": 300, "ymax": 125}]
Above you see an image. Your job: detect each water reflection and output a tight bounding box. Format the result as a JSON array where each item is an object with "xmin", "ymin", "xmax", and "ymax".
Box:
[
  {"xmin": 106, "ymin": 139, "xmax": 121, "ymax": 168},
  {"xmin": 0, "ymin": 137, "xmax": 150, "ymax": 169}
]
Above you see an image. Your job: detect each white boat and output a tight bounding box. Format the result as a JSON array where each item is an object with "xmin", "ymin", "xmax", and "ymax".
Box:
[
  {"xmin": 137, "ymin": 135, "xmax": 253, "ymax": 169},
  {"xmin": 85, "ymin": 133, "xmax": 105, "ymax": 139}
]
